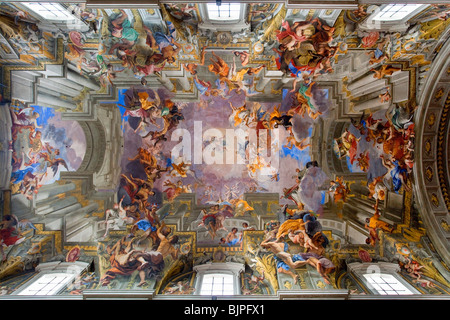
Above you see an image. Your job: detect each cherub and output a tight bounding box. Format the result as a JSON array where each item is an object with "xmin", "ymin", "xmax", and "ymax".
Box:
[
  {"xmin": 379, "ymin": 87, "xmax": 391, "ymax": 103},
  {"xmin": 284, "ymin": 135, "xmax": 311, "ymax": 151},
  {"xmin": 403, "ymin": 257, "xmax": 425, "ymax": 280},
  {"xmin": 356, "ymin": 151, "xmax": 370, "ymax": 172}
]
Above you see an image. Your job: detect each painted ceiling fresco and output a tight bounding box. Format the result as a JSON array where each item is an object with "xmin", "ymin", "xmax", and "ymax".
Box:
[{"xmin": 1, "ymin": 2, "xmax": 450, "ymax": 298}]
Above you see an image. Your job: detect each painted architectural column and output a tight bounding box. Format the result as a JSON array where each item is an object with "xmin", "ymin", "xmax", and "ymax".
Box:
[
  {"xmin": 35, "ymin": 182, "xmax": 76, "ymax": 202},
  {"xmin": 66, "ymin": 71, "xmax": 101, "ymax": 91},
  {"xmin": 347, "ymin": 74, "xmax": 378, "ymax": 92},
  {"xmin": 353, "ymin": 97, "xmax": 390, "ymax": 112},
  {"xmin": 157, "ymin": 73, "xmax": 175, "ymax": 91}
]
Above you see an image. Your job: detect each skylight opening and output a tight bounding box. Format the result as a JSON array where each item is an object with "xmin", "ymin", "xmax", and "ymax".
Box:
[
  {"xmin": 207, "ymin": 2, "xmax": 241, "ymax": 21},
  {"xmin": 21, "ymin": 2, "xmax": 74, "ymax": 21},
  {"xmin": 372, "ymin": 4, "xmax": 425, "ymax": 21}
]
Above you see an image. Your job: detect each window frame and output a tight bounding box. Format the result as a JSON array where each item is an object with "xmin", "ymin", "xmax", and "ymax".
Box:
[
  {"xmin": 20, "ymin": 2, "xmax": 76, "ymax": 22},
  {"xmin": 206, "ymin": 2, "xmax": 242, "ymax": 22},
  {"xmin": 16, "ymin": 272, "xmax": 77, "ymax": 296},
  {"xmin": 360, "ymin": 3, "xmax": 430, "ymax": 32},
  {"xmin": 347, "ymin": 262, "xmax": 421, "ymax": 296},
  {"xmin": 362, "ymin": 272, "xmax": 414, "ymax": 295},
  {"xmin": 12, "ymin": 261, "xmax": 90, "ymax": 297},
  {"xmin": 199, "ymin": 273, "xmax": 235, "ymax": 296},
  {"xmin": 371, "ymin": 3, "xmax": 427, "ymax": 22},
  {"xmin": 193, "ymin": 262, "xmax": 244, "ymax": 296}
]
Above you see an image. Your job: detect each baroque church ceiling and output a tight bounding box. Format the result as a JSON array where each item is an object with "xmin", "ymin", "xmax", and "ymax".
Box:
[{"xmin": 0, "ymin": 1, "xmax": 450, "ymax": 299}]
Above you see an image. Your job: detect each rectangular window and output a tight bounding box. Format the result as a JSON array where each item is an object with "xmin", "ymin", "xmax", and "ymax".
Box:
[
  {"xmin": 372, "ymin": 4, "xmax": 425, "ymax": 21},
  {"xmin": 21, "ymin": 2, "xmax": 74, "ymax": 21},
  {"xmin": 200, "ymin": 273, "xmax": 234, "ymax": 295},
  {"xmin": 17, "ymin": 273, "xmax": 76, "ymax": 296},
  {"xmin": 363, "ymin": 273, "xmax": 414, "ymax": 295},
  {"xmin": 206, "ymin": 3, "xmax": 241, "ymax": 21}
]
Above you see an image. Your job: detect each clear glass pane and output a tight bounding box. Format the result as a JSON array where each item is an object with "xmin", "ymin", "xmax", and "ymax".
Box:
[
  {"xmin": 364, "ymin": 273, "xmax": 414, "ymax": 295},
  {"xmin": 379, "ymin": 283, "xmax": 392, "ymax": 290},
  {"xmin": 207, "ymin": 3, "xmax": 241, "ymax": 20},
  {"xmin": 18, "ymin": 273, "xmax": 75, "ymax": 296},
  {"xmin": 21, "ymin": 2, "xmax": 74, "ymax": 20},
  {"xmin": 372, "ymin": 4, "xmax": 425, "ymax": 21},
  {"xmin": 200, "ymin": 273, "xmax": 235, "ymax": 295}
]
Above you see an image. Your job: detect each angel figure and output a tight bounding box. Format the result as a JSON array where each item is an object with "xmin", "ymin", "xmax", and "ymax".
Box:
[
  {"xmin": 380, "ymin": 154, "xmax": 410, "ymax": 193},
  {"xmin": 208, "ymin": 51, "xmax": 230, "ymax": 80},
  {"xmin": 288, "ymin": 229, "xmax": 335, "ymax": 284},
  {"xmin": 365, "ymin": 209, "xmax": 395, "ymax": 238},
  {"xmin": 38, "ymin": 143, "xmax": 70, "ymax": 176},
  {"xmin": 334, "ymin": 128, "xmax": 360, "ymax": 164},
  {"xmin": 365, "ymin": 35, "xmax": 390, "ymax": 65},
  {"xmin": 233, "ymin": 50, "xmax": 250, "ymax": 66},
  {"xmin": 126, "ymin": 90, "xmax": 163, "ymax": 133},
  {"xmin": 284, "ymin": 135, "xmax": 311, "ymax": 151},
  {"xmin": 260, "ymin": 237, "xmax": 310, "ymax": 284},
  {"xmin": 100, "ymin": 196, "xmax": 128, "ymax": 238},
  {"xmin": 121, "ymin": 173, "xmax": 155, "ymax": 211},
  {"xmin": 370, "ymin": 64, "xmax": 401, "ymax": 79},
  {"xmin": 403, "ymin": 258, "xmax": 426, "ymax": 280},
  {"xmin": 163, "ymin": 279, "xmax": 195, "ymax": 294},
  {"xmin": 367, "ymin": 176, "xmax": 387, "ymax": 211},
  {"xmin": 290, "ymin": 75, "xmax": 322, "ymax": 120},
  {"xmin": 169, "ymin": 157, "xmax": 202, "ymax": 183},
  {"xmin": 329, "ymin": 177, "xmax": 351, "ymax": 203},
  {"xmin": 142, "ymin": 116, "xmax": 171, "ymax": 146},
  {"xmin": 364, "ymin": 223, "xmax": 380, "ymax": 246},
  {"xmin": 230, "ymin": 198, "xmax": 254, "ymax": 217},
  {"xmin": 128, "ymin": 147, "xmax": 158, "ymax": 169},
  {"xmin": 163, "ymin": 180, "xmax": 183, "ymax": 202},
  {"xmin": 9, "ymin": 106, "xmax": 42, "ymax": 133},
  {"xmin": 229, "ymin": 102, "xmax": 251, "ymax": 127}
]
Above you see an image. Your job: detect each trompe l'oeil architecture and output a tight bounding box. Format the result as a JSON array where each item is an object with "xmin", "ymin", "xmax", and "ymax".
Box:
[{"xmin": 0, "ymin": 1, "xmax": 449, "ymax": 300}]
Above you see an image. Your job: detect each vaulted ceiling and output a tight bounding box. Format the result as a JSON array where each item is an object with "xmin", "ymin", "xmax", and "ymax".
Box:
[{"xmin": 0, "ymin": 1, "xmax": 450, "ymax": 299}]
